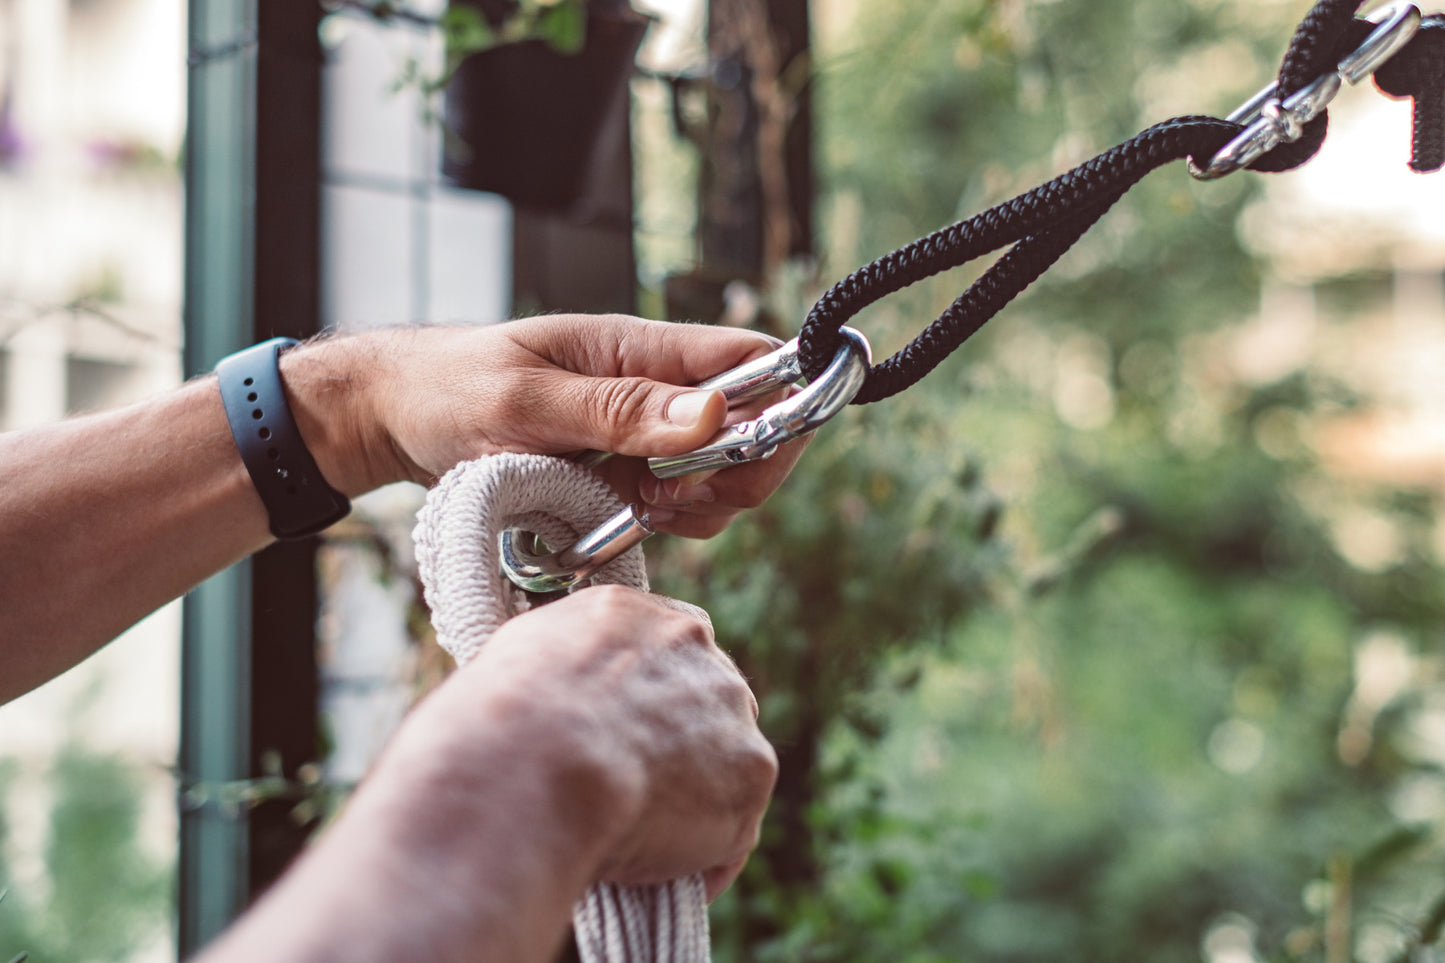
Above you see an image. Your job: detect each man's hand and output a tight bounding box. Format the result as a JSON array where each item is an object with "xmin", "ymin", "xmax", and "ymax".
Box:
[
  {"xmin": 281, "ymin": 316, "xmax": 809, "ymax": 538},
  {"xmin": 393, "ymin": 585, "xmax": 777, "ymax": 900},
  {"xmin": 199, "ymin": 586, "xmax": 776, "ymax": 963}
]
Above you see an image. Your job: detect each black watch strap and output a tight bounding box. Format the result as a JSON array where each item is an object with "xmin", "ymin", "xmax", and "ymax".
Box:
[{"xmin": 215, "ymin": 338, "xmax": 351, "ymax": 540}]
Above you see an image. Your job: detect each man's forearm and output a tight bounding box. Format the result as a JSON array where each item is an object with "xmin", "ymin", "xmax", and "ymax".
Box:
[
  {"xmin": 0, "ymin": 377, "xmax": 271, "ymax": 701},
  {"xmin": 195, "ymin": 686, "xmax": 631, "ymax": 963},
  {"xmin": 192, "ymin": 583, "xmax": 775, "ymax": 963},
  {"xmin": 0, "ymin": 317, "xmax": 802, "ymax": 703}
]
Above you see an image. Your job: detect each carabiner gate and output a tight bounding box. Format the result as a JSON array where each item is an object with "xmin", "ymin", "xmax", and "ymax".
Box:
[
  {"xmin": 498, "ymin": 326, "xmax": 873, "ymax": 593},
  {"xmin": 650, "ymin": 326, "xmax": 872, "ymax": 478}
]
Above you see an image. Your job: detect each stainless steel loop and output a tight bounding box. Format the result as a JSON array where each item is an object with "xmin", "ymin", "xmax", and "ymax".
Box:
[
  {"xmin": 498, "ymin": 326, "xmax": 872, "ymax": 593},
  {"xmin": 564, "ymin": 337, "xmax": 801, "ymax": 472},
  {"xmin": 649, "ymin": 327, "xmax": 872, "ymax": 479},
  {"xmin": 1189, "ymin": 1, "xmax": 1421, "ymax": 181},
  {"xmin": 498, "ymin": 504, "xmax": 654, "ymax": 594}
]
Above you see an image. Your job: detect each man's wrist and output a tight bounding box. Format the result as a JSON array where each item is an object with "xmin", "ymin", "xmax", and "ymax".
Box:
[
  {"xmin": 324, "ymin": 687, "xmax": 642, "ymax": 961},
  {"xmin": 383, "ymin": 672, "xmax": 646, "ymax": 866},
  {"xmin": 198, "ymin": 709, "xmax": 632, "ymax": 963},
  {"xmin": 276, "ymin": 336, "xmax": 396, "ymax": 498},
  {"xmin": 409, "ymin": 659, "xmax": 651, "ymax": 846},
  {"xmin": 215, "ymin": 339, "xmax": 350, "ymax": 539}
]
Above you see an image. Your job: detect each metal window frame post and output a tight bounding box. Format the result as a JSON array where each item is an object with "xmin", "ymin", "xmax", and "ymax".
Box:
[{"xmin": 180, "ymin": 0, "xmax": 324, "ymax": 954}]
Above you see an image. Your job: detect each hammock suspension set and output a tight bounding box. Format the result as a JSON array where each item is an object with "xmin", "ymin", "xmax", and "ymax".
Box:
[
  {"xmin": 411, "ymin": 3, "xmax": 1445, "ymax": 960},
  {"xmin": 500, "ymin": 0, "xmax": 1445, "ymax": 594}
]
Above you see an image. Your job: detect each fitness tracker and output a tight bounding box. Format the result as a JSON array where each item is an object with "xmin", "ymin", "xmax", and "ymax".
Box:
[{"xmin": 215, "ymin": 338, "xmax": 351, "ymax": 540}]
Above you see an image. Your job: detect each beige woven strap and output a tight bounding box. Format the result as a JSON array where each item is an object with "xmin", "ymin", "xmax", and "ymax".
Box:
[{"xmin": 413, "ymin": 454, "xmax": 710, "ymax": 963}]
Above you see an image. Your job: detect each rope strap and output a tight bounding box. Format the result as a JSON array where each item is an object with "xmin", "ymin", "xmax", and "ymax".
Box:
[
  {"xmin": 797, "ymin": 0, "xmax": 1445, "ymax": 403},
  {"xmin": 413, "ymin": 454, "xmax": 711, "ymax": 963}
]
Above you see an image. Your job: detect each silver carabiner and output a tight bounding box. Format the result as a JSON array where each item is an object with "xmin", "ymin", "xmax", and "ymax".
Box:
[
  {"xmin": 650, "ymin": 326, "xmax": 872, "ymax": 478},
  {"xmin": 1189, "ymin": 1, "xmax": 1421, "ymax": 180},
  {"xmin": 498, "ymin": 326, "xmax": 873, "ymax": 593}
]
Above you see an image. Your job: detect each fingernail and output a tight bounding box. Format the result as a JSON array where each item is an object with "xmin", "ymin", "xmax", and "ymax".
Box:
[
  {"xmin": 666, "ymin": 390, "xmax": 714, "ymax": 428},
  {"xmin": 643, "ymin": 506, "xmax": 677, "ymax": 527},
  {"xmin": 667, "ymin": 482, "xmax": 716, "ymax": 505},
  {"xmin": 678, "ymin": 469, "xmax": 720, "ymax": 488},
  {"xmin": 641, "ymin": 475, "xmax": 716, "ymax": 508}
]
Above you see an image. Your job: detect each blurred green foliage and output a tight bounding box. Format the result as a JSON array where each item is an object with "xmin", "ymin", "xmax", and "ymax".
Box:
[
  {"xmin": 0, "ymin": 748, "xmax": 169, "ymax": 963},
  {"xmin": 647, "ymin": 0, "xmax": 1445, "ymax": 960}
]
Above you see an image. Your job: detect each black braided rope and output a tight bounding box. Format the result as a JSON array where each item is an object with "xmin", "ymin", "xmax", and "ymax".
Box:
[
  {"xmin": 1277, "ymin": 0, "xmax": 1366, "ymax": 92},
  {"xmin": 1250, "ymin": 0, "xmax": 1367, "ymax": 173},
  {"xmin": 863, "ymin": 210, "xmax": 1114, "ymax": 405},
  {"xmin": 803, "ymin": 117, "xmax": 1238, "ymax": 403},
  {"xmin": 796, "ymin": 0, "xmax": 1439, "ymax": 402},
  {"xmin": 1375, "ymin": 14, "xmax": 1445, "ymax": 173}
]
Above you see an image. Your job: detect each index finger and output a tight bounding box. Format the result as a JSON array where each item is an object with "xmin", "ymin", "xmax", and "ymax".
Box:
[{"xmin": 506, "ymin": 315, "xmax": 784, "ymax": 387}]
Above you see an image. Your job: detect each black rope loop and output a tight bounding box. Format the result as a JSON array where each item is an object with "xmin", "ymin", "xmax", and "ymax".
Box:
[
  {"xmin": 796, "ymin": 0, "xmax": 1438, "ymax": 402},
  {"xmin": 1374, "ymin": 14, "xmax": 1445, "ymax": 173},
  {"xmin": 1277, "ymin": 0, "xmax": 1369, "ymax": 94},
  {"xmin": 799, "ymin": 117, "xmax": 1239, "ymax": 401}
]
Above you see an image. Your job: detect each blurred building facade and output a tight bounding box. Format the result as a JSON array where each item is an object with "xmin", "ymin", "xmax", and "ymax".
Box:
[
  {"xmin": 0, "ymin": 0, "xmax": 185, "ymax": 960},
  {"xmin": 1248, "ymin": 93, "xmax": 1445, "ymax": 508}
]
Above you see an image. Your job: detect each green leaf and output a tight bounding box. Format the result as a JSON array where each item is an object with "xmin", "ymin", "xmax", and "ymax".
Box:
[
  {"xmin": 7, "ymin": 954, "xmax": 27, "ymax": 963},
  {"xmin": 1354, "ymin": 825, "xmax": 1431, "ymax": 881},
  {"xmin": 440, "ymin": 6, "xmax": 496, "ymax": 57},
  {"xmin": 871, "ymin": 858, "xmax": 913, "ymax": 897},
  {"xmin": 537, "ymin": 1, "xmax": 587, "ymax": 55}
]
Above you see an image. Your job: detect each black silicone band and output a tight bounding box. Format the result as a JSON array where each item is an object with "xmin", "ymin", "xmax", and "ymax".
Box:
[{"xmin": 215, "ymin": 338, "xmax": 351, "ymax": 540}]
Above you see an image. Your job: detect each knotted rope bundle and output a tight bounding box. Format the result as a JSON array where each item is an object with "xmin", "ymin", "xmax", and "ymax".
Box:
[{"xmin": 413, "ymin": 454, "xmax": 710, "ymax": 963}]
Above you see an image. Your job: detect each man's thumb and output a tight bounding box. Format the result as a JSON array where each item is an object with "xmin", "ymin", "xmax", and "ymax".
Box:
[{"xmin": 573, "ymin": 377, "xmax": 727, "ymax": 456}]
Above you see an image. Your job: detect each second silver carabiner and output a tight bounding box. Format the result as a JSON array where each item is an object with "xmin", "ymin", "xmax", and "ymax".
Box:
[{"xmin": 1189, "ymin": 0, "xmax": 1421, "ymax": 180}]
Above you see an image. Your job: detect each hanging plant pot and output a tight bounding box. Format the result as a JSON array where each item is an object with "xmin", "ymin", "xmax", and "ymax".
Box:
[{"xmin": 441, "ymin": 0, "xmax": 650, "ymax": 212}]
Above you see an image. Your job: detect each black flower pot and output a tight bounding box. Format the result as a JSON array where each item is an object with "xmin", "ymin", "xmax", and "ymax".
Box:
[{"xmin": 442, "ymin": 1, "xmax": 650, "ymax": 212}]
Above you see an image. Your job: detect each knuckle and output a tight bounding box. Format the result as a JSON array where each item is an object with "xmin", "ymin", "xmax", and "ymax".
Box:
[
  {"xmin": 714, "ymin": 669, "xmax": 761, "ymax": 721},
  {"xmin": 588, "ymin": 377, "xmax": 659, "ymax": 447},
  {"xmin": 662, "ymin": 512, "xmax": 737, "ymax": 540},
  {"xmin": 575, "ymin": 583, "xmax": 642, "ymax": 618},
  {"xmin": 727, "ymin": 483, "xmax": 771, "ymax": 511},
  {"xmin": 737, "ymin": 738, "xmax": 779, "ymax": 798},
  {"xmin": 659, "ymin": 606, "xmax": 712, "ymax": 647},
  {"xmin": 572, "ymin": 588, "xmax": 715, "ymax": 651},
  {"xmin": 595, "ymin": 312, "xmax": 636, "ymax": 329}
]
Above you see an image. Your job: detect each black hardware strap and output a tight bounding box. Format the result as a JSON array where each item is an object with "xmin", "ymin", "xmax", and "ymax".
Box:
[{"xmin": 796, "ymin": 0, "xmax": 1445, "ymax": 405}]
